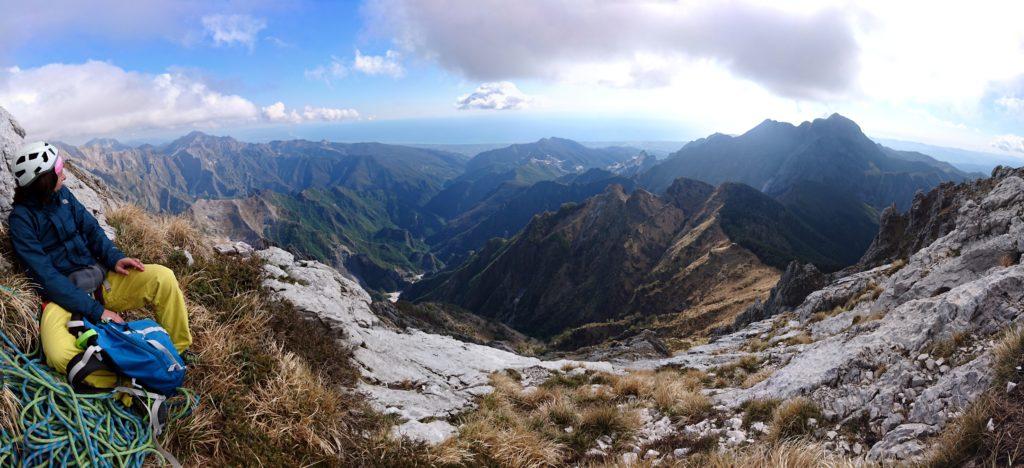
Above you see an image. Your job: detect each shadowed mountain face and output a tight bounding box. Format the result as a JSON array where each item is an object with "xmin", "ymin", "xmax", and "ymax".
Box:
[
  {"xmin": 636, "ymin": 114, "xmax": 973, "ymax": 262},
  {"xmin": 403, "ymin": 177, "xmax": 852, "ymax": 340},
  {"xmin": 639, "ymin": 114, "xmax": 971, "ymax": 208}
]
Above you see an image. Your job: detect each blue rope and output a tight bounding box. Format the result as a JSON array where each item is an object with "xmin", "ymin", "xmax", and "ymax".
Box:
[{"xmin": 0, "ymin": 323, "xmax": 197, "ymax": 467}]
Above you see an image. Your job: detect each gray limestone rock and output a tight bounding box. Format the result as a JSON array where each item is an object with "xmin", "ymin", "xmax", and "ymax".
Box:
[
  {"xmin": 257, "ymin": 246, "xmax": 614, "ymax": 444},
  {"xmin": 632, "ymin": 169, "xmax": 1024, "ymax": 462}
]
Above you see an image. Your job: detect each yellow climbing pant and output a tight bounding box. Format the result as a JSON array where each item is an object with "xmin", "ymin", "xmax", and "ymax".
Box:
[{"xmin": 39, "ymin": 264, "xmax": 192, "ymax": 390}]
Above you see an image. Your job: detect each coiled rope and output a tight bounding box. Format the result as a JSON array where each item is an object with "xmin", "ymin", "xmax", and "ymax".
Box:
[{"xmin": 0, "ymin": 296, "xmax": 196, "ymax": 467}]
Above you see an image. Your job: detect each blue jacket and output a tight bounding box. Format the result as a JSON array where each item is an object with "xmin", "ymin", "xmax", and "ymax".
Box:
[{"xmin": 9, "ymin": 187, "xmax": 125, "ymax": 322}]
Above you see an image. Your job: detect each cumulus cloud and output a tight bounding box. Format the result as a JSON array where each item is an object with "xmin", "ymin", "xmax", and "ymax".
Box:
[
  {"xmin": 353, "ymin": 49, "xmax": 405, "ymax": 78},
  {"xmin": 202, "ymin": 14, "xmax": 267, "ymax": 49},
  {"xmin": 0, "ymin": 61, "xmax": 358, "ymax": 138},
  {"xmin": 455, "ymin": 82, "xmax": 532, "ymax": 110},
  {"xmin": 261, "ymin": 102, "xmax": 359, "ymax": 123},
  {"xmin": 306, "ymin": 50, "xmax": 405, "ymax": 84},
  {"xmin": 365, "ymin": 0, "xmax": 860, "ymax": 98},
  {"xmin": 992, "ymin": 134, "xmax": 1024, "ymax": 154},
  {"xmin": 0, "ymin": 61, "xmax": 259, "ymax": 138}
]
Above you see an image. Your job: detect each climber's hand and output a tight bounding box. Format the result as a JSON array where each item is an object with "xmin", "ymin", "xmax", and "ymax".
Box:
[
  {"xmin": 114, "ymin": 258, "xmax": 145, "ymax": 275},
  {"xmin": 101, "ymin": 310, "xmax": 125, "ymax": 324}
]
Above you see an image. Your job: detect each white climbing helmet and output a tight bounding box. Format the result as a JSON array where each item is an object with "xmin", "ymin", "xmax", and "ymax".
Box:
[{"xmin": 8, "ymin": 141, "xmax": 59, "ymax": 187}]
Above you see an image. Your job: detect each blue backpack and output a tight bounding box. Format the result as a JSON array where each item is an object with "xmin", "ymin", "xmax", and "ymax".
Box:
[
  {"xmin": 66, "ymin": 317, "xmax": 186, "ymax": 396},
  {"xmin": 66, "ymin": 317, "xmax": 189, "ymax": 467}
]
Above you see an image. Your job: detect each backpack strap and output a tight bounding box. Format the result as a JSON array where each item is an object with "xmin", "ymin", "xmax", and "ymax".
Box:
[
  {"xmin": 114, "ymin": 384, "xmax": 183, "ymax": 468},
  {"xmin": 66, "ymin": 344, "xmax": 111, "ymax": 393}
]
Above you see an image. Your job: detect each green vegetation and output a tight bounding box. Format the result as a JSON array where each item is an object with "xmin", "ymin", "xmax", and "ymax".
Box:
[{"xmin": 263, "ymin": 187, "xmax": 440, "ymax": 291}]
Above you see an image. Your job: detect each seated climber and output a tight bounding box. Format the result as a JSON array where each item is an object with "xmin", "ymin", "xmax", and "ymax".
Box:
[{"xmin": 6, "ymin": 141, "xmax": 191, "ymax": 390}]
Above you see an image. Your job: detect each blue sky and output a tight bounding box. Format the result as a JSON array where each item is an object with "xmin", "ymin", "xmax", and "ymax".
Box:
[{"xmin": 0, "ymin": 0, "xmax": 1022, "ymax": 158}]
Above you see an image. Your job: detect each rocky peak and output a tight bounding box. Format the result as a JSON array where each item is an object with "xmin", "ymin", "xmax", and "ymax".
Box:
[
  {"xmin": 857, "ymin": 166, "xmax": 1024, "ymax": 270},
  {"xmin": 82, "ymin": 137, "xmax": 129, "ymax": 151},
  {"xmin": 803, "ymin": 112, "xmax": 869, "ymax": 143},
  {"xmin": 663, "ymin": 177, "xmax": 715, "ymax": 214},
  {"xmin": 164, "ymin": 130, "xmax": 241, "ymax": 153},
  {"xmin": 742, "ymin": 118, "xmax": 797, "ymax": 138}
]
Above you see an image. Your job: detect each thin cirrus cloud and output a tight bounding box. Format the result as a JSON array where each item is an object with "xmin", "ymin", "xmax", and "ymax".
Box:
[
  {"xmin": 365, "ymin": 0, "xmax": 862, "ymax": 99},
  {"xmin": 0, "ymin": 61, "xmax": 358, "ymax": 139},
  {"xmin": 305, "ymin": 56, "xmax": 349, "ymax": 84},
  {"xmin": 201, "ymin": 14, "xmax": 267, "ymax": 49},
  {"xmin": 455, "ymin": 82, "xmax": 532, "ymax": 110}
]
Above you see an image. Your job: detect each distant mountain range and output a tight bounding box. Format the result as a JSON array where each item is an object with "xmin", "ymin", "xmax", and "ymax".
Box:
[
  {"xmin": 64, "ymin": 133, "xmax": 467, "ymax": 291},
  {"xmin": 423, "ymin": 137, "xmax": 638, "ymax": 219},
  {"xmin": 875, "ymin": 138, "xmax": 1023, "ymax": 174},
  {"xmin": 67, "ymin": 114, "xmax": 978, "ymax": 317},
  {"xmin": 636, "ymin": 114, "xmax": 975, "ymax": 265}
]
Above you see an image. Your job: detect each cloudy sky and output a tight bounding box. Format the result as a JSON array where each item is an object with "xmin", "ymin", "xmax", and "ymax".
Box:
[{"xmin": 1, "ymin": 0, "xmax": 1022, "ymax": 155}]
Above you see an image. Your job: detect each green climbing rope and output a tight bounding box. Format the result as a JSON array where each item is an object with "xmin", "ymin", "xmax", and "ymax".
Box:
[{"xmin": 0, "ymin": 295, "xmax": 197, "ymax": 467}]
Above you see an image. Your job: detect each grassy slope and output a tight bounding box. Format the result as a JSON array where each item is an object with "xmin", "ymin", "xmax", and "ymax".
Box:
[{"xmin": 0, "ymin": 205, "xmax": 438, "ymax": 466}]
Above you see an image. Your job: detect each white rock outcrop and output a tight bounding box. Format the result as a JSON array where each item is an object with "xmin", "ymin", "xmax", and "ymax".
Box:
[{"xmin": 256, "ymin": 246, "xmax": 613, "ymax": 443}]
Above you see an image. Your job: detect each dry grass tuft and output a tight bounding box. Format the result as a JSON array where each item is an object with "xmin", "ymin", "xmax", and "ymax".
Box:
[
  {"xmin": 107, "ymin": 205, "xmax": 211, "ymax": 264},
  {"xmin": 513, "ymin": 385, "xmax": 562, "ymax": 411},
  {"xmin": 245, "ymin": 349, "xmax": 350, "ymax": 457},
  {"xmin": 0, "ymin": 386, "xmax": 21, "ymax": 439},
  {"xmin": 993, "ymin": 326, "xmax": 1024, "ymax": 384},
  {"xmin": 851, "ymin": 310, "xmax": 886, "ymax": 325},
  {"xmin": 740, "ymin": 398, "xmax": 781, "ymax": 429},
  {"xmin": 107, "ymin": 205, "xmax": 169, "ymax": 263},
  {"xmin": 612, "ymin": 371, "xmax": 656, "ymax": 398},
  {"xmin": 741, "ymin": 367, "xmax": 775, "ymax": 389},
  {"xmin": 651, "ymin": 370, "xmax": 712, "ymax": 421},
  {"xmin": 540, "ymin": 397, "xmax": 579, "ymax": 427},
  {"xmin": 0, "ymin": 273, "xmax": 41, "ymax": 352},
  {"xmin": 689, "ymin": 440, "xmax": 877, "ymax": 467},
  {"xmin": 783, "ymin": 331, "xmax": 814, "ymax": 346},
  {"xmin": 998, "ymin": 252, "xmax": 1020, "ymax": 268},
  {"xmin": 926, "ymin": 325, "xmax": 1024, "ymax": 467},
  {"xmin": 928, "ymin": 331, "xmax": 971, "ymax": 361},
  {"xmin": 571, "ymin": 383, "xmax": 617, "ymax": 405},
  {"xmin": 709, "ymin": 355, "xmax": 762, "ymax": 388},
  {"xmin": 744, "ymin": 337, "xmax": 770, "ymax": 352},
  {"xmin": 579, "ymin": 405, "xmax": 640, "ymax": 438},
  {"xmin": 886, "ymin": 258, "xmax": 908, "ymax": 275},
  {"xmin": 769, "ymin": 397, "xmax": 823, "ymax": 442},
  {"xmin": 458, "ymin": 419, "xmax": 567, "ymax": 468},
  {"xmin": 105, "ymin": 203, "xmax": 431, "ymax": 466}
]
